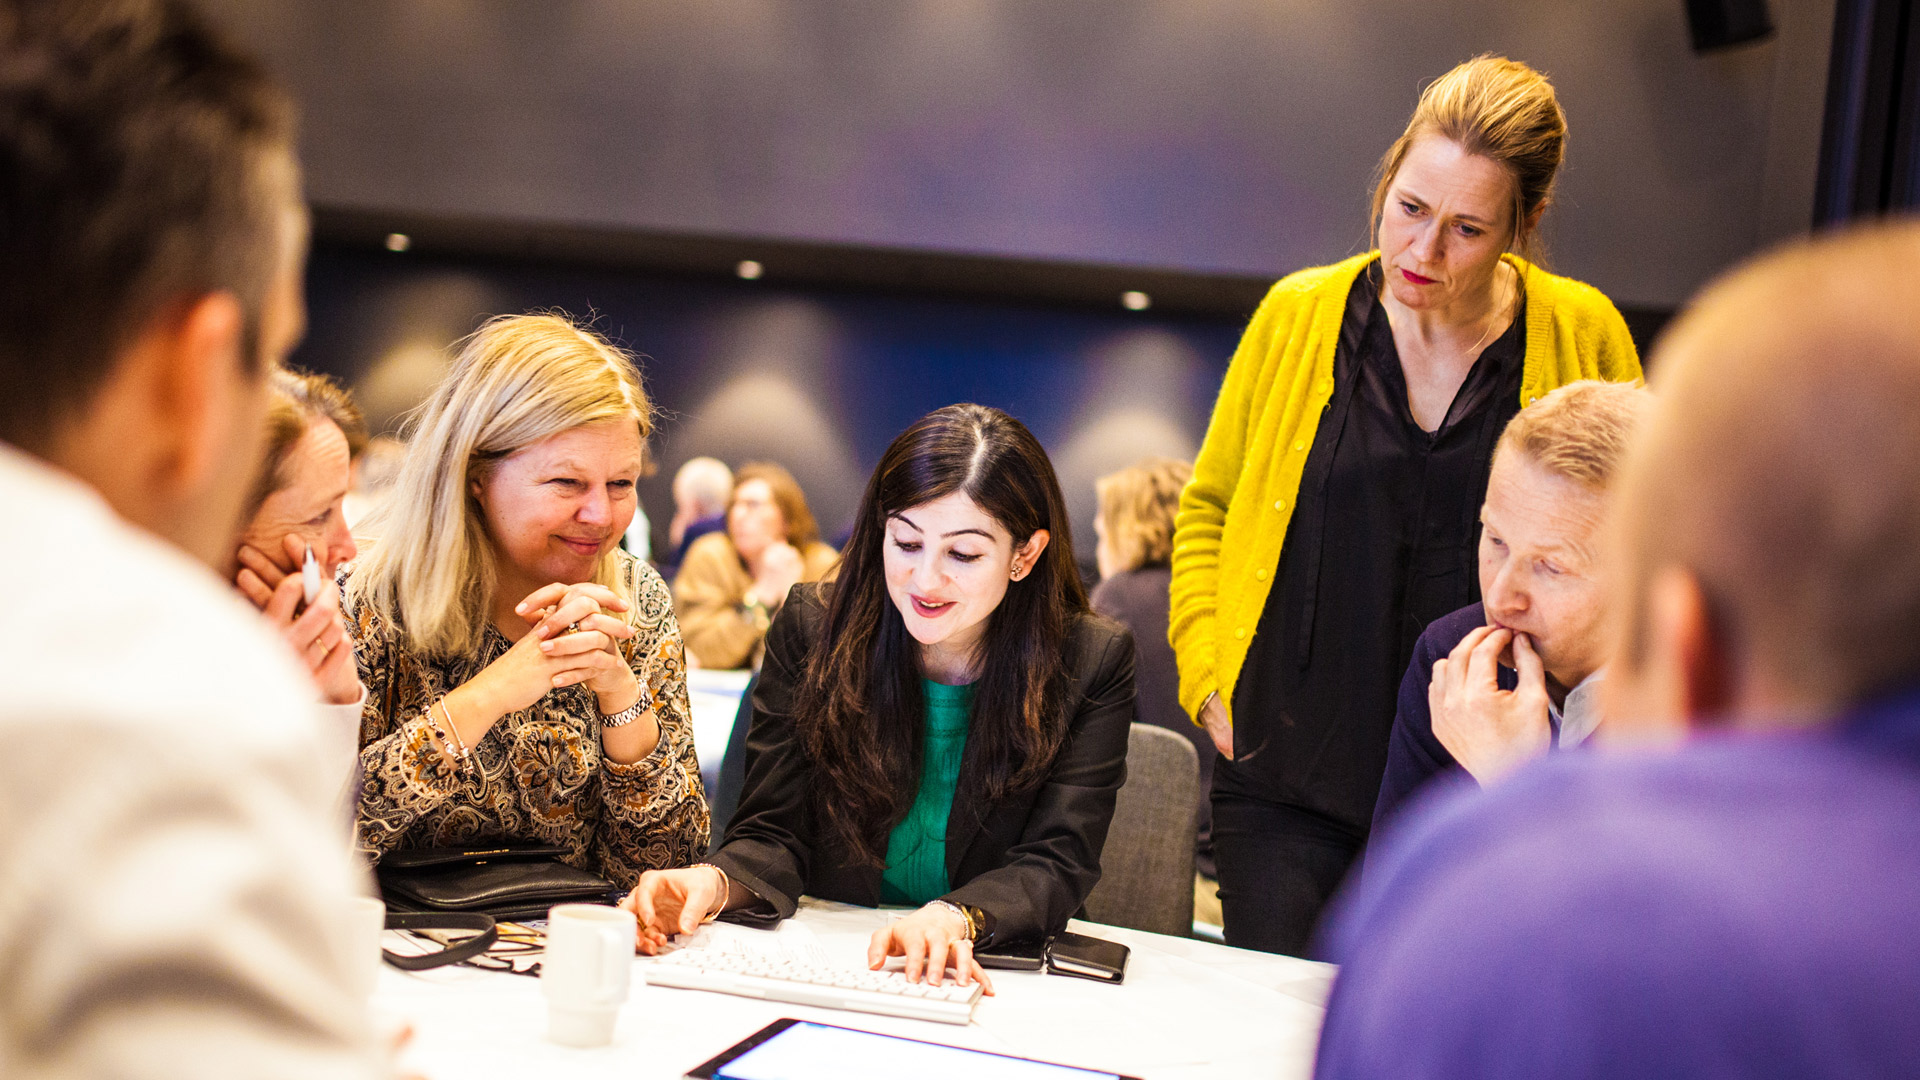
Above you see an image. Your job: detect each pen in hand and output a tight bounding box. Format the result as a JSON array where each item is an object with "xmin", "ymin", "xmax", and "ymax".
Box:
[{"xmin": 302, "ymin": 544, "xmax": 322, "ymax": 606}]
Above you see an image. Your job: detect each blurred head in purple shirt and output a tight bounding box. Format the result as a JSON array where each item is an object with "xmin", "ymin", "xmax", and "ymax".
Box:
[
  {"xmin": 1605, "ymin": 221, "xmax": 1920, "ymax": 736},
  {"xmin": 1317, "ymin": 221, "xmax": 1920, "ymax": 1080}
]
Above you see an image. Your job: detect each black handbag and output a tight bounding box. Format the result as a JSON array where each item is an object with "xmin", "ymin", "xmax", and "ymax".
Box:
[
  {"xmin": 373, "ymin": 843, "xmax": 620, "ymax": 972},
  {"xmin": 376, "ymin": 843, "xmax": 620, "ymax": 921}
]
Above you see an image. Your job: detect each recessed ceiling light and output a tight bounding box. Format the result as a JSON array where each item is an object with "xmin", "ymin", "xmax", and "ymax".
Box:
[
  {"xmin": 1121, "ymin": 290, "xmax": 1151, "ymax": 311},
  {"xmin": 384, "ymin": 232, "xmax": 411, "ymax": 252},
  {"xmin": 736, "ymin": 259, "xmax": 765, "ymax": 280}
]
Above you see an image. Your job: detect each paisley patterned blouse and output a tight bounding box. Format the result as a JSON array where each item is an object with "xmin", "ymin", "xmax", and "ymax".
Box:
[{"xmin": 346, "ymin": 551, "xmax": 709, "ymax": 887}]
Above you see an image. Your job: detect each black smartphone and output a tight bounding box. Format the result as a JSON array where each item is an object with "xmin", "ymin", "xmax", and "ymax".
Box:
[
  {"xmin": 1045, "ymin": 931, "xmax": 1130, "ymax": 983},
  {"xmin": 974, "ymin": 937, "xmax": 1047, "ymax": 971}
]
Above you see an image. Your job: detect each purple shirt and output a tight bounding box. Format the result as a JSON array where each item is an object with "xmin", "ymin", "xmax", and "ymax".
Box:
[{"xmin": 1315, "ymin": 685, "xmax": 1920, "ymax": 1079}]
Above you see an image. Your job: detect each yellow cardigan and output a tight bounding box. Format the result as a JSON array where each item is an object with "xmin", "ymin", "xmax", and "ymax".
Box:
[{"xmin": 1169, "ymin": 252, "xmax": 1642, "ymax": 726}]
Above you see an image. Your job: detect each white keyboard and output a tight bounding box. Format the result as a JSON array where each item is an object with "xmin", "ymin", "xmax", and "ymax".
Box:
[{"xmin": 642, "ymin": 948, "xmax": 983, "ymax": 1025}]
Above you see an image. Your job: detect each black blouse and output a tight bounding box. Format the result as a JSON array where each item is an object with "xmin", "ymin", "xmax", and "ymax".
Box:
[{"xmin": 1220, "ymin": 263, "xmax": 1526, "ymax": 833}]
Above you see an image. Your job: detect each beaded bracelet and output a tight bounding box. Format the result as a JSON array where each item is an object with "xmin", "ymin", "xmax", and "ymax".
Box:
[
  {"xmin": 427, "ymin": 699, "xmax": 472, "ymax": 772},
  {"xmin": 437, "ymin": 699, "xmax": 469, "ymax": 757},
  {"xmin": 930, "ymin": 899, "xmax": 978, "ymax": 943}
]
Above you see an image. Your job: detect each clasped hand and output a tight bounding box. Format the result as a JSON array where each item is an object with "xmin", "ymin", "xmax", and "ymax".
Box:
[
  {"xmin": 469, "ymin": 582, "xmax": 639, "ymax": 716},
  {"xmin": 620, "ymin": 870, "xmax": 993, "ymax": 993},
  {"xmin": 1429, "ymin": 625, "xmax": 1552, "ymax": 785}
]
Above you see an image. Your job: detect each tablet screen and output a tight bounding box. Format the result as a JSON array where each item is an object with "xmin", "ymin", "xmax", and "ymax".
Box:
[{"xmin": 711, "ymin": 1021, "xmax": 1123, "ymax": 1080}]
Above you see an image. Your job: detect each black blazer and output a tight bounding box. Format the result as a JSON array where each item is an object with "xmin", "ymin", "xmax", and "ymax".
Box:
[{"xmin": 708, "ymin": 582, "xmax": 1137, "ymax": 946}]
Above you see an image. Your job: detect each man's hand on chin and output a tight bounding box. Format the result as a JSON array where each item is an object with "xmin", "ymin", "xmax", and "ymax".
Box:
[{"xmin": 1430, "ymin": 625, "xmax": 1553, "ymax": 784}]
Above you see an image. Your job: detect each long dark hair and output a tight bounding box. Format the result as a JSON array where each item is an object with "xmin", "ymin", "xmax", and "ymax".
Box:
[{"xmin": 797, "ymin": 404, "xmax": 1089, "ymax": 866}]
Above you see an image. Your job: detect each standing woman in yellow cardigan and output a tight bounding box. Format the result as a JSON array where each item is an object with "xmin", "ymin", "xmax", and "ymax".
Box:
[{"xmin": 1170, "ymin": 57, "xmax": 1641, "ymax": 955}]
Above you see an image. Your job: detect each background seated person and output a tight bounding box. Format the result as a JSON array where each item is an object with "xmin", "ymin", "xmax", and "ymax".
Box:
[
  {"xmin": 343, "ymin": 313, "xmax": 708, "ymax": 885},
  {"xmin": 231, "ymin": 368, "xmax": 368, "ymax": 776},
  {"xmin": 1090, "ymin": 458, "xmax": 1218, "ymax": 899},
  {"xmin": 344, "ymin": 433, "xmax": 406, "ymax": 532},
  {"xmin": 661, "ymin": 454, "xmax": 733, "ymax": 575},
  {"xmin": 1313, "ymin": 223, "xmax": 1920, "ymax": 1079},
  {"xmin": 625, "ymin": 404, "xmax": 1136, "ymax": 990},
  {"xmin": 1372, "ymin": 380, "xmax": 1649, "ymax": 826},
  {"xmin": 674, "ymin": 461, "xmax": 838, "ymax": 669}
]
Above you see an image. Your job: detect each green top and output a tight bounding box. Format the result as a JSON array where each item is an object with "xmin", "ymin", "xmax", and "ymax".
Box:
[{"xmin": 880, "ymin": 679, "xmax": 975, "ymax": 906}]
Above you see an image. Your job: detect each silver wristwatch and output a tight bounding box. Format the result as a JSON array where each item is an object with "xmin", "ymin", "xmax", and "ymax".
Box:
[{"xmin": 598, "ymin": 697, "xmax": 648, "ymax": 729}]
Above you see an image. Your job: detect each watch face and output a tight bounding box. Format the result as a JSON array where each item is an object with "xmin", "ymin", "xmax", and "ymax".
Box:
[{"xmin": 964, "ymin": 905, "xmax": 992, "ymax": 941}]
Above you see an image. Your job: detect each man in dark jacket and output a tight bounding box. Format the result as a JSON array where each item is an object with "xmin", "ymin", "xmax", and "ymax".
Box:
[{"xmin": 1372, "ymin": 381, "xmax": 1650, "ymax": 828}]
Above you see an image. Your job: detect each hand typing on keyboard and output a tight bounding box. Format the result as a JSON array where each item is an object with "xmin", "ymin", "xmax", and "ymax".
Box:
[
  {"xmin": 865, "ymin": 903, "xmax": 994, "ymax": 994},
  {"xmin": 642, "ymin": 943, "xmax": 987, "ymax": 1025},
  {"xmin": 624, "ymin": 865, "xmax": 731, "ymax": 954},
  {"xmin": 624, "ymin": 869, "xmax": 993, "ymax": 994}
]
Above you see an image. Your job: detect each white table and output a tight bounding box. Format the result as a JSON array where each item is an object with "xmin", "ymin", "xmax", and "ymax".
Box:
[{"xmin": 374, "ymin": 898, "xmax": 1333, "ymax": 1079}]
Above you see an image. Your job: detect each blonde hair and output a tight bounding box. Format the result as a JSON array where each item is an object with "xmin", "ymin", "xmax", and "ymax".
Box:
[
  {"xmin": 347, "ymin": 313, "xmax": 653, "ymax": 658},
  {"xmin": 1372, "ymin": 55, "xmax": 1567, "ymax": 261},
  {"xmin": 243, "ymin": 367, "xmax": 365, "ymax": 523},
  {"xmin": 1616, "ymin": 221, "xmax": 1920, "ymax": 708},
  {"xmin": 1493, "ymin": 380, "xmax": 1651, "ymax": 490},
  {"xmin": 1095, "ymin": 457, "xmax": 1193, "ymax": 573}
]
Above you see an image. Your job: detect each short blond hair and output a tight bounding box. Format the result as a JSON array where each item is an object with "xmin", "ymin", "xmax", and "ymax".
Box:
[
  {"xmin": 1372, "ymin": 55, "xmax": 1566, "ymax": 260},
  {"xmin": 1095, "ymin": 457, "xmax": 1193, "ymax": 573},
  {"xmin": 347, "ymin": 313, "xmax": 652, "ymax": 658},
  {"xmin": 243, "ymin": 367, "xmax": 366, "ymax": 523},
  {"xmin": 1616, "ymin": 221, "xmax": 1920, "ymax": 708},
  {"xmin": 1493, "ymin": 380, "xmax": 1651, "ymax": 490}
]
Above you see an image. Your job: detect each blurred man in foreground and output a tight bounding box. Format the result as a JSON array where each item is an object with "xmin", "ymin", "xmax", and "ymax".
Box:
[
  {"xmin": 0, "ymin": 1, "xmax": 379, "ymax": 1074},
  {"xmin": 1314, "ymin": 223, "xmax": 1920, "ymax": 1078}
]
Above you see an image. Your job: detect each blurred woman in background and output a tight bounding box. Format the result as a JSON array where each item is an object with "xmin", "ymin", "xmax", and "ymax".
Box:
[
  {"xmin": 1171, "ymin": 56, "xmax": 1642, "ymax": 954},
  {"xmin": 231, "ymin": 368, "xmax": 368, "ymax": 776},
  {"xmin": 674, "ymin": 461, "xmax": 838, "ymax": 669},
  {"xmin": 1091, "ymin": 456, "xmax": 1217, "ymax": 921},
  {"xmin": 628, "ymin": 404, "xmax": 1135, "ymax": 989},
  {"xmin": 344, "ymin": 313, "xmax": 708, "ymax": 885}
]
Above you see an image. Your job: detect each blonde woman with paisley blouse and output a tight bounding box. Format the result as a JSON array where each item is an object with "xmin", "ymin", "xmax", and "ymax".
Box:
[{"xmin": 344, "ymin": 313, "xmax": 708, "ymax": 885}]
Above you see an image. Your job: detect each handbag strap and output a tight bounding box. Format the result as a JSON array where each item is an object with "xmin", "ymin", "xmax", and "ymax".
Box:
[{"xmin": 381, "ymin": 911, "xmax": 499, "ymax": 971}]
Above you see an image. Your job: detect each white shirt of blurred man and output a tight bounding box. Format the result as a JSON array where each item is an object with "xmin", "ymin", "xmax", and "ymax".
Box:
[{"xmin": 0, "ymin": 3, "xmax": 380, "ymax": 1076}]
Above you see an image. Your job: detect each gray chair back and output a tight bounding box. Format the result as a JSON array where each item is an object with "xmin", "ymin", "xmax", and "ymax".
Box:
[{"xmin": 1083, "ymin": 723, "xmax": 1200, "ymax": 936}]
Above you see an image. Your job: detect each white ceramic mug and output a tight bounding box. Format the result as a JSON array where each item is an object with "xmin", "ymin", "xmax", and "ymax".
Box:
[
  {"xmin": 542, "ymin": 903, "xmax": 637, "ymax": 1047},
  {"xmin": 346, "ymin": 895, "xmax": 388, "ymax": 999}
]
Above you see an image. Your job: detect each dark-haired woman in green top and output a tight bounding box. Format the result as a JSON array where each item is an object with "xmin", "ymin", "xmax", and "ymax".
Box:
[{"xmin": 623, "ymin": 404, "xmax": 1138, "ymax": 990}]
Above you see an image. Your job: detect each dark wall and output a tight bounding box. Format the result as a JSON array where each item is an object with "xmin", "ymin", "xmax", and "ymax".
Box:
[
  {"xmin": 297, "ymin": 245, "xmax": 1243, "ymax": 570},
  {"xmin": 232, "ymin": 1, "xmax": 1827, "ymax": 574},
  {"xmin": 208, "ymin": 0, "xmax": 1833, "ymax": 309}
]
